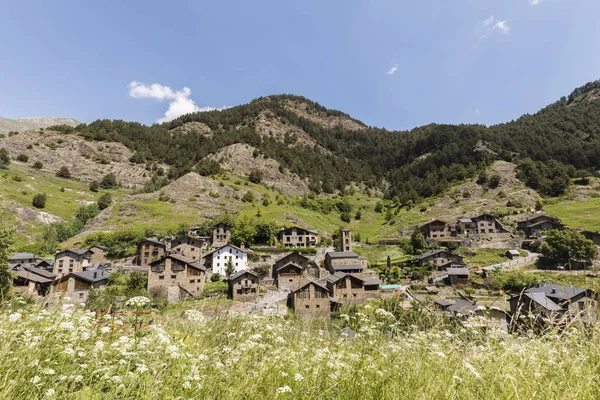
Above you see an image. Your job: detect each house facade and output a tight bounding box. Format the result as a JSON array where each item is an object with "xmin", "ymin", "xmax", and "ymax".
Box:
[
  {"xmin": 326, "ymin": 273, "xmax": 365, "ymax": 305},
  {"xmin": 516, "ymin": 215, "xmax": 563, "ymax": 237},
  {"xmin": 147, "ymin": 254, "xmax": 207, "ymax": 301},
  {"xmin": 274, "ymin": 262, "xmax": 304, "ymax": 290},
  {"xmin": 207, "ymin": 245, "xmax": 248, "ymax": 276},
  {"xmin": 53, "ymin": 270, "xmax": 111, "ymax": 303},
  {"xmin": 419, "ymin": 220, "xmax": 453, "ymax": 240},
  {"xmin": 212, "ymin": 223, "xmax": 231, "ymax": 248},
  {"xmin": 11, "ymin": 265, "xmax": 55, "ymax": 297},
  {"xmin": 228, "ymin": 270, "xmax": 259, "ymax": 302},
  {"xmin": 410, "ymin": 249, "xmax": 464, "ymax": 269},
  {"xmin": 455, "ymin": 214, "xmax": 509, "ymax": 236},
  {"xmin": 169, "ymin": 235, "xmax": 208, "ymax": 261},
  {"xmin": 273, "ymin": 252, "xmax": 310, "ymax": 272},
  {"xmin": 290, "ymin": 280, "xmax": 331, "ymax": 318},
  {"xmin": 53, "ymin": 249, "xmax": 93, "ymax": 277},
  {"xmin": 278, "ymin": 227, "xmax": 319, "ymax": 248},
  {"xmin": 137, "ymin": 239, "xmax": 167, "ymax": 266},
  {"xmin": 447, "ymin": 267, "xmax": 470, "ymax": 285},
  {"xmin": 324, "ymin": 251, "xmax": 368, "ymax": 274}
]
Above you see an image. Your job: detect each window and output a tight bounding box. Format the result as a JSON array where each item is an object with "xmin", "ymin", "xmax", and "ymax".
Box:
[
  {"xmin": 58, "ymin": 269, "xmax": 63, "ymax": 273},
  {"xmin": 353, "ymin": 293, "xmax": 357, "ymax": 297},
  {"xmin": 159, "ymin": 276, "xmax": 164, "ymax": 280},
  {"xmin": 316, "ymin": 304, "xmax": 320, "ymax": 309},
  {"xmin": 236, "ymin": 263, "xmax": 238, "ymax": 267},
  {"xmin": 343, "ymin": 294, "xmax": 348, "ymax": 299},
  {"xmin": 144, "ymin": 252, "xmax": 150, "ymax": 258},
  {"xmin": 59, "ymin": 260, "xmax": 63, "ymax": 267},
  {"xmin": 171, "ymin": 275, "xmax": 176, "ymax": 279},
  {"xmin": 289, "ymin": 279, "xmax": 294, "ymax": 283},
  {"xmin": 236, "ymin": 255, "xmax": 239, "ymax": 259},
  {"xmin": 305, "ymin": 305, "xmax": 310, "ymax": 309},
  {"xmin": 69, "ymin": 269, "xmax": 73, "ymax": 273},
  {"xmin": 237, "ymin": 289, "xmax": 242, "ymax": 295},
  {"xmin": 190, "ymin": 280, "xmax": 195, "ymax": 284},
  {"xmin": 79, "ymin": 293, "xmax": 84, "ymax": 299}
]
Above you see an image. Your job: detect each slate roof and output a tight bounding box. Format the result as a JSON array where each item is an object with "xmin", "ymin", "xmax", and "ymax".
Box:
[
  {"xmin": 280, "ymin": 226, "xmax": 318, "ymax": 235},
  {"xmin": 507, "ymin": 250, "xmax": 521, "ymax": 256},
  {"xmin": 458, "ymin": 218, "xmax": 473, "ymax": 223},
  {"xmin": 229, "ymin": 269, "xmax": 258, "ymax": 281},
  {"xmin": 326, "ymin": 272, "xmax": 352, "ymax": 284},
  {"xmin": 435, "ymin": 299, "xmax": 452, "ymax": 307},
  {"xmin": 70, "ymin": 270, "xmax": 111, "ymax": 283},
  {"xmin": 275, "ymin": 262, "xmax": 303, "ymax": 272},
  {"xmin": 526, "ymin": 283, "xmax": 587, "ymax": 301},
  {"xmin": 23, "ymin": 265, "xmax": 55, "ymax": 279},
  {"xmin": 523, "ymin": 292, "xmax": 562, "ymax": 311},
  {"xmin": 412, "ymin": 249, "xmax": 446, "ymax": 261},
  {"xmin": 10, "ymin": 252, "xmax": 38, "ymax": 261},
  {"xmin": 448, "ymin": 299, "xmax": 478, "ymax": 314},
  {"xmin": 204, "ymin": 244, "xmax": 248, "ymax": 257},
  {"xmin": 56, "ymin": 249, "xmax": 92, "ymax": 257},
  {"xmin": 326, "ymin": 251, "xmax": 360, "ymax": 259},
  {"xmin": 291, "ymin": 278, "xmax": 329, "ymax": 293},
  {"xmin": 189, "ymin": 261, "xmax": 207, "ymax": 272},
  {"xmin": 364, "ymin": 277, "xmax": 382, "ymax": 286},
  {"xmin": 447, "ymin": 267, "xmax": 470, "ymax": 276},
  {"xmin": 14, "ymin": 270, "xmax": 53, "ymax": 284},
  {"xmin": 330, "ymin": 264, "xmax": 364, "ymax": 272}
]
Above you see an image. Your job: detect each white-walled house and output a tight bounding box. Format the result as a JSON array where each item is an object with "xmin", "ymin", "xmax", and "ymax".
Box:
[{"xmin": 207, "ymin": 245, "xmax": 249, "ymax": 276}]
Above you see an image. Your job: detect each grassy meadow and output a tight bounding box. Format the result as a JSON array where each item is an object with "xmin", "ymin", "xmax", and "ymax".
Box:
[{"xmin": 2, "ymin": 299, "xmax": 600, "ymax": 399}]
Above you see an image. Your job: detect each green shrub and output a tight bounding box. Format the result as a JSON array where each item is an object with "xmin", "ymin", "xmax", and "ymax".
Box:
[
  {"xmin": 32, "ymin": 161, "xmax": 43, "ymax": 169},
  {"xmin": 89, "ymin": 181, "xmax": 99, "ymax": 192},
  {"xmin": 16, "ymin": 154, "xmax": 28, "ymax": 162},
  {"xmin": 56, "ymin": 166, "xmax": 71, "ymax": 178},
  {"xmin": 203, "ymin": 280, "xmax": 228, "ymax": 297},
  {"xmin": 32, "ymin": 193, "xmax": 47, "ymax": 208}
]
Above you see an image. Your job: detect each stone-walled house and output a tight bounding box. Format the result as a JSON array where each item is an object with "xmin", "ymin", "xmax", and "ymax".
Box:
[
  {"xmin": 53, "ymin": 269, "xmax": 111, "ymax": 303},
  {"xmin": 326, "ymin": 273, "xmax": 366, "ymax": 305},
  {"xmin": 324, "ymin": 251, "xmax": 368, "ymax": 274},
  {"xmin": 455, "ymin": 214, "xmax": 509, "ymax": 237},
  {"xmin": 9, "ymin": 252, "xmax": 42, "ymax": 265},
  {"xmin": 278, "ymin": 226, "xmax": 319, "ymax": 248},
  {"xmin": 147, "ymin": 254, "xmax": 207, "ymax": 301},
  {"xmin": 212, "ymin": 223, "xmax": 231, "ymax": 248},
  {"xmin": 136, "ymin": 239, "xmax": 167, "ymax": 266},
  {"xmin": 290, "ymin": 279, "xmax": 331, "ymax": 318},
  {"xmin": 419, "ymin": 220, "xmax": 453, "ymax": 240},
  {"xmin": 53, "ymin": 249, "xmax": 93, "ymax": 278},
  {"xmin": 169, "ymin": 235, "xmax": 209, "ymax": 261},
  {"xmin": 409, "ymin": 249, "xmax": 464, "ymax": 269},
  {"xmin": 206, "ymin": 244, "xmax": 248, "ymax": 277},
  {"xmin": 89, "ymin": 246, "xmax": 109, "ymax": 265},
  {"xmin": 516, "ymin": 215, "xmax": 563, "ymax": 237},
  {"xmin": 274, "ymin": 252, "xmax": 310, "ymax": 272},
  {"xmin": 228, "ymin": 270, "xmax": 259, "ymax": 302},
  {"xmin": 340, "ymin": 227, "xmax": 352, "ymax": 252},
  {"xmin": 447, "ymin": 267, "xmax": 470, "ymax": 285},
  {"xmin": 11, "ymin": 264, "xmax": 56, "ymax": 297},
  {"xmin": 274, "ymin": 262, "xmax": 304, "ymax": 290}
]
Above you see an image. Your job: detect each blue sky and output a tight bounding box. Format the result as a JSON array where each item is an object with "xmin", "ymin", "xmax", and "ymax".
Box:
[{"xmin": 1, "ymin": 0, "xmax": 599, "ymax": 130}]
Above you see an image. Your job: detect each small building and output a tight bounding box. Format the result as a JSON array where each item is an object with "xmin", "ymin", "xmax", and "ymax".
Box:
[
  {"xmin": 53, "ymin": 249, "xmax": 93, "ymax": 277},
  {"xmin": 147, "ymin": 254, "xmax": 207, "ymax": 302},
  {"xmin": 205, "ymin": 244, "xmax": 249, "ymax": 277},
  {"xmin": 11, "ymin": 265, "xmax": 56, "ymax": 297},
  {"xmin": 580, "ymin": 230, "xmax": 600, "ymax": 247},
  {"xmin": 506, "ymin": 250, "xmax": 521, "ymax": 260},
  {"xmin": 212, "ymin": 223, "xmax": 231, "ymax": 248},
  {"xmin": 9, "ymin": 252, "xmax": 42, "ymax": 265},
  {"xmin": 340, "ymin": 227, "xmax": 352, "ymax": 252},
  {"xmin": 363, "ymin": 277, "xmax": 382, "ymax": 296},
  {"xmin": 509, "ymin": 283, "xmax": 597, "ymax": 323},
  {"xmin": 273, "ymin": 252, "xmax": 310, "ymax": 273},
  {"xmin": 274, "ymin": 262, "xmax": 304, "ymax": 290},
  {"xmin": 434, "ymin": 299, "xmax": 452, "ymax": 311},
  {"xmin": 516, "ymin": 215, "xmax": 563, "ymax": 237},
  {"xmin": 278, "ymin": 226, "xmax": 319, "ymax": 248},
  {"xmin": 34, "ymin": 259, "xmax": 54, "ymax": 272},
  {"xmin": 89, "ymin": 245, "xmax": 109, "ymax": 265},
  {"xmin": 455, "ymin": 214, "xmax": 509, "ymax": 236},
  {"xmin": 290, "ymin": 279, "xmax": 331, "ymax": 318},
  {"xmin": 409, "ymin": 249, "xmax": 464, "ymax": 269},
  {"xmin": 448, "ymin": 298, "xmax": 479, "ymax": 316},
  {"xmin": 53, "ymin": 269, "xmax": 111, "ymax": 303},
  {"xmin": 419, "ymin": 220, "xmax": 452, "ymax": 240},
  {"xmin": 326, "ymin": 272, "xmax": 365, "ymax": 305},
  {"xmin": 136, "ymin": 239, "xmax": 167, "ymax": 266},
  {"xmin": 169, "ymin": 235, "xmax": 209, "ymax": 261},
  {"xmin": 228, "ymin": 270, "xmax": 259, "ymax": 302},
  {"xmin": 447, "ymin": 267, "xmax": 470, "ymax": 285},
  {"xmin": 324, "ymin": 251, "xmax": 368, "ymax": 274}
]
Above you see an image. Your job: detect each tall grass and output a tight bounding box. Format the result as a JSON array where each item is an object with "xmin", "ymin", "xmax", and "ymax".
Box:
[{"xmin": 1, "ymin": 300, "xmax": 600, "ymax": 399}]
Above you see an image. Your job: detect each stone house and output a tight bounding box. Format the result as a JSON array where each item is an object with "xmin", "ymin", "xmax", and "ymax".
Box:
[
  {"xmin": 409, "ymin": 249, "xmax": 464, "ymax": 269},
  {"xmin": 340, "ymin": 227, "xmax": 352, "ymax": 252},
  {"xmin": 278, "ymin": 226, "xmax": 319, "ymax": 248},
  {"xmin": 363, "ymin": 277, "xmax": 382, "ymax": 297},
  {"xmin": 290, "ymin": 279, "xmax": 331, "ymax": 318},
  {"xmin": 136, "ymin": 239, "xmax": 167, "ymax": 266},
  {"xmin": 447, "ymin": 267, "xmax": 470, "ymax": 285},
  {"xmin": 228, "ymin": 270, "xmax": 259, "ymax": 302},
  {"xmin": 9, "ymin": 252, "xmax": 42, "ymax": 265},
  {"xmin": 506, "ymin": 249, "xmax": 521, "ymax": 259},
  {"xmin": 419, "ymin": 220, "xmax": 453, "ymax": 240},
  {"xmin": 206, "ymin": 244, "xmax": 248, "ymax": 277},
  {"xmin": 273, "ymin": 252, "xmax": 310, "ymax": 272},
  {"xmin": 53, "ymin": 269, "xmax": 111, "ymax": 304},
  {"xmin": 324, "ymin": 251, "xmax": 368, "ymax": 274},
  {"xmin": 509, "ymin": 283, "xmax": 597, "ymax": 324},
  {"xmin": 53, "ymin": 249, "xmax": 93, "ymax": 277},
  {"xmin": 11, "ymin": 264, "xmax": 56, "ymax": 297},
  {"xmin": 326, "ymin": 273, "xmax": 365, "ymax": 305},
  {"xmin": 516, "ymin": 215, "xmax": 563, "ymax": 237},
  {"xmin": 169, "ymin": 235, "xmax": 209, "ymax": 261},
  {"xmin": 274, "ymin": 262, "xmax": 304, "ymax": 290},
  {"xmin": 212, "ymin": 223, "xmax": 231, "ymax": 248},
  {"xmin": 455, "ymin": 214, "xmax": 509, "ymax": 236},
  {"xmin": 147, "ymin": 254, "xmax": 207, "ymax": 301},
  {"xmin": 89, "ymin": 246, "xmax": 109, "ymax": 265}
]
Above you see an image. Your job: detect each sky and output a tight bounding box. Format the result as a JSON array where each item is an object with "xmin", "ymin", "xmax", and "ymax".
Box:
[{"xmin": 1, "ymin": 0, "xmax": 600, "ymax": 131}]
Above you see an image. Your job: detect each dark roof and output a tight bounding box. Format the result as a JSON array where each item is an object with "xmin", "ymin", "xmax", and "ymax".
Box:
[
  {"xmin": 364, "ymin": 277, "xmax": 381, "ymax": 286},
  {"xmin": 412, "ymin": 249, "xmax": 448, "ymax": 261},
  {"xmin": 14, "ymin": 270, "xmax": 53, "ymax": 284},
  {"xmin": 229, "ymin": 269, "xmax": 258, "ymax": 281},
  {"xmin": 435, "ymin": 299, "xmax": 452, "ymax": 307},
  {"xmin": 69, "ymin": 270, "xmax": 111, "ymax": 283},
  {"xmin": 517, "ymin": 215, "xmax": 559, "ymax": 224},
  {"xmin": 90, "ymin": 245, "xmax": 108, "ymax": 251},
  {"xmin": 10, "ymin": 252, "xmax": 38, "ymax": 261},
  {"xmin": 166, "ymin": 254, "xmax": 197, "ymax": 264},
  {"xmin": 526, "ymin": 283, "xmax": 587, "ymax": 301},
  {"xmin": 280, "ymin": 226, "xmax": 318, "ymax": 235},
  {"xmin": 189, "ymin": 261, "xmax": 207, "ymax": 272},
  {"xmin": 447, "ymin": 267, "xmax": 469, "ymax": 275},
  {"xmin": 275, "ymin": 262, "xmax": 303, "ymax": 272},
  {"xmin": 56, "ymin": 249, "xmax": 92, "ymax": 257},
  {"xmin": 35, "ymin": 259, "xmax": 53, "ymax": 267},
  {"xmin": 291, "ymin": 279, "xmax": 329, "ymax": 293},
  {"xmin": 326, "ymin": 251, "xmax": 360, "ymax": 259},
  {"xmin": 275, "ymin": 251, "xmax": 309, "ymax": 263},
  {"xmin": 204, "ymin": 244, "xmax": 248, "ymax": 257},
  {"xmin": 331, "ymin": 264, "xmax": 364, "ymax": 272},
  {"xmin": 326, "ymin": 271, "xmax": 350, "ymax": 283},
  {"xmin": 421, "ymin": 219, "xmax": 448, "ymax": 227},
  {"xmin": 22, "ymin": 265, "xmax": 55, "ymax": 279},
  {"xmin": 523, "ymin": 292, "xmax": 562, "ymax": 311},
  {"xmin": 139, "ymin": 238, "xmax": 166, "ymax": 247},
  {"xmin": 448, "ymin": 299, "xmax": 478, "ymax": 314}
]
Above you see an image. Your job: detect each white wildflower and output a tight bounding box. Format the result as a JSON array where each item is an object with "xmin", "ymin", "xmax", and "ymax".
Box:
[
  {"xmin": 8, "ymin": 312, "xmax": 22, "ymax": 323},
  {"xmin": 95, "ymin": 341, "xmax": 105, "ymax": 351},
  {"xmin": 44, "ymin": 369, "xmax": 55, "ymax": 375},
  {"xmin": 100, "ymin": 326, "xmax": 110, "ymax": 334},
  {"xmin": 136, "ymin": 364, "xmax": 149, "ymax": 373},
  {"xmin": 125, "ymin": 296, "xmax": 151, "ymax": 308},
  {"xmin": 183, "ymin": 309, "xmax": 205, "ymax": 323},
  {"xmin": 464, "ymin": 362, "xmax": 481, "ymax": 379},
  {"xmin": 31, "ymin": 376, "xmax": 41, "ymax": 384},
  {"xmin": 45, "ymin": 388, "xmax": 55, "ymax": 397},
  {"xmin": 276, "ymin": 386, "xmax": 293, "ymax": 394},
  {"xmin": 294, "ymin": 373, "xmax": 304, "ymax": 381}
]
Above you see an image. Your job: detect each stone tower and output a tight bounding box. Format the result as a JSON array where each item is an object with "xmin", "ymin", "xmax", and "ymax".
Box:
[{"xmin": 340, "ymin": 227, "xmax": 352, "ymax": 252}]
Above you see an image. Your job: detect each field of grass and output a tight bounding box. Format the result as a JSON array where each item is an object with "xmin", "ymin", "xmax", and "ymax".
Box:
[
  {"xmin": 353, "ymin": 245, "xmax": 411, "ymax": 265},
  {"xmin": 544, "ymin": 197, "xmax": 600, "ymax": 231},
  {"xmin": 3, "ymin": 300, "xmax": 600, "ymax": 399},
  {"xmin": 458, "ymin": 248, "xmax": 527, "ymax": 267}
]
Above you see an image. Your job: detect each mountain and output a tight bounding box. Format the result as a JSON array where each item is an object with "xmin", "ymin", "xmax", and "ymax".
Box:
[{"xmin": 0, "ymin": 116, "xmax": 79, "ymax": 135}]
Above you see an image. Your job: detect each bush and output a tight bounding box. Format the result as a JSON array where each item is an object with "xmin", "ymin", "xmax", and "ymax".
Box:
[
  {"xmin": 203, "ymin": 280, "xmax": 228, "ymax": 297},
  {"xmin": 16, "ymin": 154, "xmax": 28, "ymax": 162},
  {"xmin": 97, "ymin": 193, "xmax": 112, "ymax": 210},
  {"xmin": 0, "ymin": 148, "xmax": 10, "ymax": 167},
  {"xmin": 248, "ymin": 170, "xmax": 263, "ymax": 184},
  {"xmin": 241, "ymin": 191, "xmax": 255, "ymax": 203},
  {"xmin": 100, "ymin": 173, "xmax": 118, "ymax": 189},
  {"xmin": 32, "ymin": 161, "xmax": 43, "ymax": 169},
  {"xmin": 355, "ymin": 210, "xmax": 362, "ymax": 220},
  {"xmin": 32, "ymin": 193, "xmax": 47, "ymax": 209},
  {"xmin": 488, "ymin": 174, "xmax": 501, "ymax": 189},
  {"xmin": 89, "ymin": 181, "xmax": 99, "ymax": 192},
  {"xmin": 340, "ymin": 211, "xmax": 351, "ymax": 223},
  {"xmin": 56, "ymin": 166, "xmax": 71, "ymax": 178}
]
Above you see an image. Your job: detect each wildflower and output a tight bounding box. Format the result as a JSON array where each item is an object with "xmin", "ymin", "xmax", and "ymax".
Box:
[
  {"xmin": 45, "ymin": 388, "xmax": 55, "ymax": 397},
  {"xmin": 31, "ymin": 376, "xmax": 41, "ymax": 384},
  {"xmin": 294, "ymin": 373, "xmax": 304, "ymax": 381},
  {"xmin": 276, "ymin": 386, "xmax": 293, "ymax": 394},
  {"xmin": 183, "ymin": 310, "xmax": 205, "ymax": 323},
  {"xmin": 45, "ymin": 369, "xmax": 55, "ymax": 375},
  {"xmin": 95, "ymin": 341, "xmax": 105, "ymax": 351},
  {"xmin": 100, "ymin": 326, "xmax": 110, "ymax": 334},
  {"xmin": 111, "ymin": 375, "xmax": 122, "ymax": 383},
  {"xmin": 125, "ymin": 296, "xmax": 151, "ymax": 308},
  {"xmin": 8, "ymin": 312, "xmax": 22, "ymax": 323},
  {"xmin": 463, "ymin": 362, "xmax": 481, "ymax": 379},
  {"xmin": 136, "ymin": 364, "xmax": 149, "ymax": 373},
  {"xmin": 29, "ymin": 360, "xmax": 39, "ymax": 367},
  {"xmin": 433, "ymin": 351, "xmax": 447, "ymax": 358},
  {"xmin": 183, "ymin": 381, "xmax": 192, "ymax": 389}
]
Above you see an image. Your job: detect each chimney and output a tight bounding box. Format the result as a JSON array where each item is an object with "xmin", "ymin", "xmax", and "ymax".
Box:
[
  {"xmin": 551, "ymin": 288, "xmax": 556, "ymax": 294},
  {"xmin": 240, "ymin": 243, "xmax": 245, "ymax": 250}
]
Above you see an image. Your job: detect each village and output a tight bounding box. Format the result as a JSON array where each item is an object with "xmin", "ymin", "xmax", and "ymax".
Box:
[{"xmin": 7, "ymin": 211, "xmax": 600, "ymax": 332}]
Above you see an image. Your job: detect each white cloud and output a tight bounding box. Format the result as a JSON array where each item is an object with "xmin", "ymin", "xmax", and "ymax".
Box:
[
  {"xmin": 385, "ymin": 65, "xmax": 398, "ymax": 75},
  {"xmin": 529, "ymin": 0, "xmax": 542, "ymax": 5},
  {"xmin": 479, "ymin": 17, "xmax": 510, "ymax": 41},
  {"xmin": 128, "ymin": 81, "xmax": 226, "ymax": 123},
  {"xmin": 475, "ymin": 109, "xmax": 481, "ymax": 116}
]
